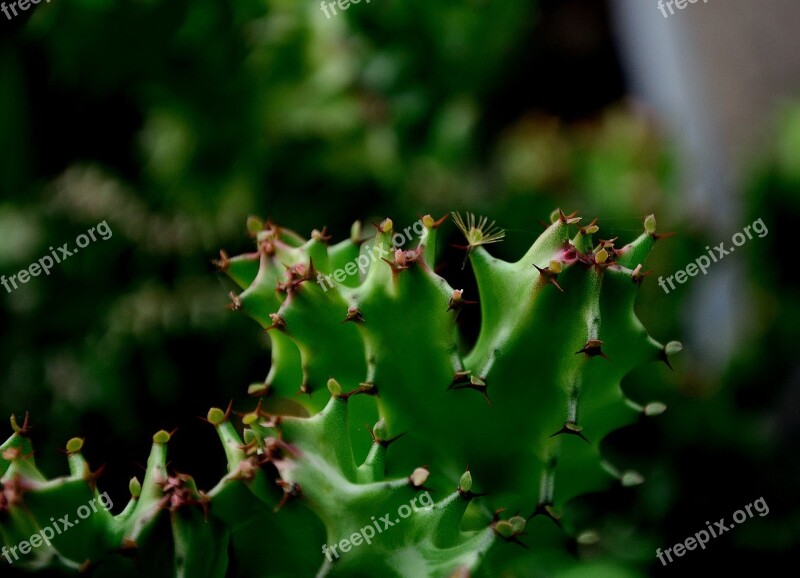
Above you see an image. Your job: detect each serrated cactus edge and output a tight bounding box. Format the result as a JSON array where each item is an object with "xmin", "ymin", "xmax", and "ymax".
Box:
[{"xmin": 1, "ymin": 210, "xmax": 680, "ymax": 577}]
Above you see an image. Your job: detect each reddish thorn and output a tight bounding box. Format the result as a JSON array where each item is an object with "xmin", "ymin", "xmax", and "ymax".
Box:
[{"xmin": 212, "ymin": 250, "xmax": 230, "ymax": 271}]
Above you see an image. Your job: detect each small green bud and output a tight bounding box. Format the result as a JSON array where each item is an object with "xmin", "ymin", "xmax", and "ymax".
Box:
[
  {"xmin": 644, "ymin": 214, "xmax": 657, "ymax": 234},
  {"xmin": 350, "ymin": 220, "xmax": 362, "ymax": 243},
  {"xmin": 207, "ymin": 408, "xmax": 226, "ymax": 426},
  {"xmin": 595, "ymin": 248, "xmax": 609, "ymax": 264},
  {"xmin": 509, "ymin": 516, "xmax": 526, "ymax": 534},
  {"xmin": 577, "ymin": 530, "xmax": 601, "ymax": 545},
  {"xmin": 243, "ymin": 430, "xmax": 257, "ymax": 445},
  {"xmin": 153, "ymin": 430, "xmax": 171, "ymax": 444},
  {"xmin": 459, "ymin": 470, "xmax": 473, "ymax": 493},
  {"xmin": 585, "ymin": 224, "xmax": 600, "ymax": 235},
  {"xmin": 242, "ymin": 412, "xmax": 259, "ymax": 425},
  {"xmin": 544, "ymin": 505, "xmax": 562, "ymax": 520},
  {"xmin": 495, "ymin": 520, "xmax": 514, "ymax": 538},
  {"xmin": 550, "ymin": 209, "xmax": 561, "ymax": 224},
  {"xmin": 644, "ymin": 402, "xmax": 667, "ymax": 416},
  {"xmin": 246, "ymin": 216, "xmax": 264, "ymax": 235},
  {"xmin": 621, "ymin": 471, "xmax": 644, "ymax": 487},
  {"xmin": 373, "ymin": 419, "xmax": 388, "ymax": 441},
  {"xmin": 327, "ymin": 378, "xmax": 343, "ymax": 397},
  {"xmin": 665, "ymin": 341, "xmax": 683, "ymax": 356},
  {"xmin": 248, "ymin": 383, "xmax": 270, "ymax": 396},
  {"xmin": 410, "ymin": 467, "xmax": 429, "ymax": 488},
  {"xmin": 66, "ymin": 438, "xmax": 84, "ymax": 454},
  {"xmin": 129, "ymin": 477, "xmax": 142, "ymax": 498},
  {"xmin": 549, "ymin": 260, "xmax": 563, "ymax": 274},
  {"xmin": 380, "ymin": 218, "xmax": 393, "ymax": 233},
  {"xmin": 422, "ymin": 214, "xmax": 435, "ymax": 228}
]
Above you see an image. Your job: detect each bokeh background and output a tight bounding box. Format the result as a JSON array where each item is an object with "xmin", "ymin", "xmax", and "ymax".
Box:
[{"xmin": 1, "ymin": 0, "xmax": 798, "ymax": 575}]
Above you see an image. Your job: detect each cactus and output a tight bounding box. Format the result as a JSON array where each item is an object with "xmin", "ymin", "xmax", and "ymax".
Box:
[{"xmin": 1, "ymin": 211, "xmax": 679, "ymax": 577}]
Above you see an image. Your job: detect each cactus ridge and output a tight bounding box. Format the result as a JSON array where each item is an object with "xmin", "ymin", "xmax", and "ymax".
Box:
[{"xmin": 1, "ymin": 211, "xmax": 678, "ymax": 577}]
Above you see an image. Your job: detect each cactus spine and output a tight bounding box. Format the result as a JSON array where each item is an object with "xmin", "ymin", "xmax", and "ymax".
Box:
[{"xmin": 1, "ymin": 211, "xmax": 678, "ymax": 577}]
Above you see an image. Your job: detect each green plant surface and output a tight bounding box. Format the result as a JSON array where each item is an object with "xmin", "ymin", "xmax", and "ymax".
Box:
[{"xmin": 1, "ymin": 212, "xmax": 678, "ymax": 577}]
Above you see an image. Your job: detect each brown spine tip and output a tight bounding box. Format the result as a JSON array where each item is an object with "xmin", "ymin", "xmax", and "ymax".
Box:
[
  {"xmin": 575, "ymin": 339, "xmax": 609, "ymax": 359},
  {"xmin": 212, "ymin": 250, "xmax": 230, "ymax": 271},
  {"xmin": 344, "ymin": 382, "xmax": 379, "ymax": 399},
  {"xmin": 448, "ymin": 374, "xmax": 491, "ymax": 405},
  {"xmin": 267, "ymin": 313, "xmax": 286, "ymax": 332},
  {"xmin": 311, "ymin": 227, "xmax": 332, "ymax": 243},
  {"xmin": 9, "ymin": 412, "xmax": 31, "ymax": 436},
  {"xmin": 533, "ymin": 263, "xmax": 564, "ymax": 292},
  {"xmin": 448, "ymin": 370, "xmax": 472, "ymax": 390},
  {"xmin": 653, "ymin": 232, "xmax": 677, "ymax": 241},
  {"xmin": 420, "ymin": 213, "xmax": 449, "ymax": 229},
  {"xmin": 550, "ymin": 422, "xmax": 589, "ymax": 443},
  {"xmin": 274, "ymin": 480, "xmax": 302, "ymax": 512},
  {"xmin": 447, "ymin": 289, "xmax": 478, "ymax": 312},
  {"xmin": 579, "ymin": 218, "xmax": 599, "ymax": 236},
  {"xmin": 227, "ymin": 292, "xmax": 242, "ymax": 311},
  {"xmin": 558, "ymin": 209, "xmax": 582, "ymax": 225},
  {"xmin": 630, "ymin": 263, "xmax": 653, "ymax": 285},
  {"xmin": 527, "ymin": 502, "xmax": 562, "ymax": 527},
  {"xmin": 384, "ymin": 246, "xmax": 425, "ymax": 274},
  {"xmin": 342, "ymin": 306, "xmax": 365, "ymax": 324}
]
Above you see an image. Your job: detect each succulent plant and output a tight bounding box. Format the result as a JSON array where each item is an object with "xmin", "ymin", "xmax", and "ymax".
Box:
[{"xmin": 1, "ymin": 211, "xmax": 679, "ymax": 577}]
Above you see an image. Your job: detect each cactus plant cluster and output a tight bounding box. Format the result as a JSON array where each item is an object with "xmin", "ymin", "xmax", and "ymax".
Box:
[{"xmin": 1, "ymin": 210, "xmax": 679, "ymax": 577}]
